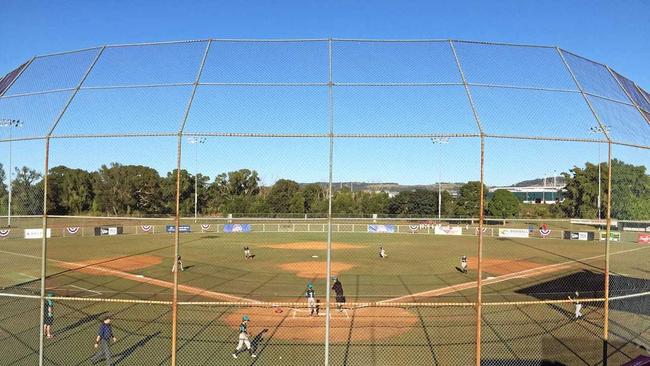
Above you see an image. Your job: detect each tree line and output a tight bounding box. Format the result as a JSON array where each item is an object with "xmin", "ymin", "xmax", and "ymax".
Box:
[{"xmin": 2, "ymin": 159, "xmax": 649, "ymax": 220}]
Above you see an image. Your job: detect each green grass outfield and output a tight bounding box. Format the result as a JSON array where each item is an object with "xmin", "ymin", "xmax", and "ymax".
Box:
[{"xmin": 0, "ymin": 229, "xmax": 648, "ymax": 365}]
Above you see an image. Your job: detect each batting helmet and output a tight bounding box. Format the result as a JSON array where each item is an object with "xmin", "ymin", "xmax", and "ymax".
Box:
[
  {"xmin": 242, "ymin": 315, "xmax": 250, "ymax": 321},
  {"xmin": 307, "ymin": 283, "xmax": 313, "ymax": 289}
]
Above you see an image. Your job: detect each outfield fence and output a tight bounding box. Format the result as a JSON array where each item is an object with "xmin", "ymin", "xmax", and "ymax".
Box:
[{"xmin": 0, "ymin": 38, "xmax": 649, "ymax": 365}]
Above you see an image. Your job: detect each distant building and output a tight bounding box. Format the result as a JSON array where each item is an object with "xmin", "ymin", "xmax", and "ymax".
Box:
[{"xmin": 488, "ymin": 186, "xmax": 563, "ymax": 204}]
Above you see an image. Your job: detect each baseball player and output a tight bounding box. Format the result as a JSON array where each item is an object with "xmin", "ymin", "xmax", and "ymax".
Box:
[
  {"xmin": 90, "ymin": 314, "xmax": 117, "ymax": 365},
  {"xmin": 171, "ymin": 256, "xmax": 184, "ymax": 272},
  {"xmin": 232, "ymin": 315, "xmax": 256, "ymax": 358},
  {"xmin": 244, "ymin": 246, "xmax": 252, "ymax": 259},
  {"xmin": 306, "ymin": 283, "xmax": 317, "ymax": 316},
  {"xmin": 43, "ymin": 292, "xmax": 54, "ymax": 339},
  {"xmin": 568, "ymin": 291, "xmax": 583, "ymax": 319},
  {"xmin": 331, "ymin": 277, "xmax": 346, "ymax": 312},
  {"xmin": 379, "ymin": 246, "xmax": 387, "ymax": 259},
  {"xmin": 460, "ymin": 255, "xmax": 468, "ymax": 274}
]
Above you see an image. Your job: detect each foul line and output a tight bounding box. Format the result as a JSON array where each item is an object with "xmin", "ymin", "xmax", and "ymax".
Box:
[
  {"xmin": 378, "ymin": 246, "xmax": 650, "ymax": 304},
  {"xmin": 0, "ymin": 249, "xmax": 260, "ymax": 304}
]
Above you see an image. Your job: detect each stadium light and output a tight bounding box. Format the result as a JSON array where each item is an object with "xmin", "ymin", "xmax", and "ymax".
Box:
[
  {"xmin": 588, "ymin": 125, "xmax": 610, "ymax": 222},
  {"xmin": 431, "ymin": 137, "xmax": 449, "ymax": 221},
  {"xmin": 0, "ymin": 119, "xmax": 23, "ymax": 227},
  {"xmin": 187, "ymin": 137, "xmax": 207, "ymax": 223}
]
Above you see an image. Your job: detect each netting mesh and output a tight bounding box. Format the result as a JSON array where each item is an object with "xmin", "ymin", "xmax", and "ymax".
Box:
[{"xmin": 0, "ymin": 39, "xmax": 648, "ymax": 365}]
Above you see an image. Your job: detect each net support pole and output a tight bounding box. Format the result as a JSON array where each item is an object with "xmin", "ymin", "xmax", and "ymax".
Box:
[
  {"xmin": 324, "ymin": 37, "xmax": 334, "ymax": 366},
  {"xmin": 476, "ymin": 138, "xmax": 485, "ymax": 366},
  {"xmin": 38, "ymin": 137, "xmax": 50, "ymax": 366},
  {"xmin": 171, "ymin": 39, "xmax": 212, "ymax": 366},
  {"xmin": 604, "ymin": 142, "xmax": 612, "ymax": 342}
]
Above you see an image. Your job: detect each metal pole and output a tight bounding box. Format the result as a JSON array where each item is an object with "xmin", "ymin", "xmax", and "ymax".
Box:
[
  {"xmin": 8, "ymin": 125, "xmax": 12, "ymax": 227},
  {"xmin": 38, "ymin": 137, "xmax": 50, "ymax": 366},
  {"xmin": 598, "ymin": 143, "xmax": 602, "ymax": 221},
  {"xmin": 194, "ymin": 143, "xmax": 198, "ymax": 223},
  {"xmin": 476, "ymin": 138, "xmax": 485, "ymax": 366},
  {"xmin": 604, "ymin": 142, "xmax": 612, "ymax": 345},
  {"xmin": 171, "ymin": 135, "xmax": 182, "ymax": 366},
  {"xmin": 324, "ymin": 37, "xmax": 334, "ymax": 366}
]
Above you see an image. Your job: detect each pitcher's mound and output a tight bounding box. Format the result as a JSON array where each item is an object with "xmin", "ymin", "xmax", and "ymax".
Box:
[
  {"xmin": 262, "ymin": 242, "xmax": 366, "ymax": 250},
  {"xmin": 280, "ymin": 261, "xmax": 355, "ymax": 278},
  {"xmin": 224, "ymin": 306, "xmax": 418, "ymax": 342}
]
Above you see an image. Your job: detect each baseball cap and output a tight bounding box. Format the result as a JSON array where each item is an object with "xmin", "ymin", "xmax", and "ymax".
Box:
[
  {"xmin": 242, "ymin": 315, "xmax": 250, "ymax": 321},
  {"xmin": 307, "ymin": 283, "xmax": 313, "ymax": 289}
]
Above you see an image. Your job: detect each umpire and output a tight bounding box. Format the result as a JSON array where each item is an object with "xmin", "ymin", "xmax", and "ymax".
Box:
[
  {"xmin": 332, "ymin": 277, "xmax": 346, "ymax": 311},
  {"xmin": 91, "ymin": 314, "xmax": 117, "ymax": 365}
]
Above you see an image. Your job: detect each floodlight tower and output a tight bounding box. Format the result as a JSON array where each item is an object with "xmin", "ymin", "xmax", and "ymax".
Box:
[
  {"xmin": 0, "ymin": 119, "xmax": 23, "ymax": 227},
  {"xmin": 431, "ymin": 137, "xmax": 449, "ymax": 220},
  {"xmin": 187, "ymin": 137, "xmax": 206, "ymax": 223},
  {"xmin": 588, "ymin": 126, "xmax": 610, "ymax": 221}
]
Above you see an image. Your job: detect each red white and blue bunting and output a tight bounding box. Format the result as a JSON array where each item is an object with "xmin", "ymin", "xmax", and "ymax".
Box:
[
  {"xmin": 200, "ymin": 224, "xmax": 211, "ymax": 232},
  {"xmin": 540, "ymin": 228, "xmax": 551, "ymax": 237},
  {"xmin": 140, "ymin": 225, "xmax": 153, "ymax": 232},
  {"xmin": 0, "ymin": 229, "xmax": 10, "ymax": 237},
  {"xmin": 66, "ymin": 227, "xmax": 80, "ymax": 235}
]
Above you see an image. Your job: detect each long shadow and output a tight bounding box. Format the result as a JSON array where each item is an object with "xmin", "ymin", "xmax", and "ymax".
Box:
[
  {"xmin": 55, "ymin": 312, "xmax": 107, "ymax": 335},
  {"xmin": 397, "ymin": 275, "xmax": 439, "ymax": 365},
  {"xmin": 113, "ymin": 331, "xmax": 161, "ymax": 365},
  {"xmin": 250, "ymin": 329, "xmax": 268, "ymax": 354}
]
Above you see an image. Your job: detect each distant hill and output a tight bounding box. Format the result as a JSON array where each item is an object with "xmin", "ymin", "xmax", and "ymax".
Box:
[
  {"xmin": 512, "ymin": 176, "xmax": 565, "ymax": 187},
  {"xmin": 298, "ymin": 182, "xmax": 464, "ymax": 192}
]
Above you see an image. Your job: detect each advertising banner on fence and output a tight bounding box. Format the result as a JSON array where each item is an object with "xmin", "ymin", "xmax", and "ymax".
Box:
[
  {"xmin": 639, "ymin": 234, "xmax": 650, "ymax": 244},
  {"xmin": 434, "ymin": 225, "xmax": 462, "ymax": 236},
  {"xmin": 563, "ymin": 231, "xmax": 593, "ymax": 241},
  {"xmin": 223, "ymin": 224, "xmax": 251, "ymax": 233},
  {"xmin": 367, "ymin": 224, "xmax": 395, "ymax": 233},
  {"xmin": 24, "ymin": 228, "xmax": 52, "ymax": 239},
  {"xmin": 166, "ymin": 225, "xmax": 191, "ymax": 233},
  {"xmin": 498, "ymin": 228, "xmax": 529, "ymax": 238},
  {"xmin": 599, "ymin": 231, "xmax": 621, "ymax": 242},
  {"xmin": 94, "ymin": 227, "xmax": 123, "ymax": 236}
]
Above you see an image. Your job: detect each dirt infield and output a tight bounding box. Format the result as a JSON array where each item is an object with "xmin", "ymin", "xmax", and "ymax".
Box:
[
  {"xmin": 224, "ymin": 306, "xmax": 418, "ymax": 342},
  {"xmin": 262, "ymin": 242, "xmax": 367, "ymax": 250},
  {"xmin": 469, "ymin": 257, "xmax": 542, "ymax": 276},
  {"xmin": 68, "ymin": 256, "xmax": 163, "ymax": 275},
  {"xmin": 279, "ymin": 261, "xmax": 355, "ymax": 278}
]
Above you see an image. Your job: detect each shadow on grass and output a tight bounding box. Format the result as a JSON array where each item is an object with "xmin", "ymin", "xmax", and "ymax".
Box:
[{"xmin": 114, "ymin": 331, "xmax": 161, "ymax": 365}]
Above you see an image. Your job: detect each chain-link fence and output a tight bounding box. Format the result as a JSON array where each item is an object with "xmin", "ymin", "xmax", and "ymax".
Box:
[{"xmin": 0, "ymin": 39, "xmax": 648, "ymax": 365}]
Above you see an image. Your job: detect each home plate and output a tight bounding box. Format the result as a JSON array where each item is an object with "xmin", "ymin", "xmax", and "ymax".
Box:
[{"xmin": 312, "ymin": 255, "xmax": 319, "ymax": 258}]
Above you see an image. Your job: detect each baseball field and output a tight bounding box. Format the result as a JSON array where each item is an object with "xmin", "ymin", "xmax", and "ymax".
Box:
[{"xmin": 0, "ymin": 219, "xmax": 648, "ymax": 365}]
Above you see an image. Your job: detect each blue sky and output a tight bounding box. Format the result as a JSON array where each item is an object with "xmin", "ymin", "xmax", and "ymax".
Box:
[{"xmin": 1, "ymin": 0, "xmax": 649, "ymax": 186}]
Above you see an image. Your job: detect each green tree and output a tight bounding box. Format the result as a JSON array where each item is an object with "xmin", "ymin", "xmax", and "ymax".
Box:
[
  {"xmin": 266, "ymin": 179, "xmax": 300, "ymax": 214},
  {"xmin": 302, "ymin": 183, "xmax": 325, "ymax": 213},
  {"xmin": 454, "ymin": 181, "xmax": 487, "ymax": 217},
  {"xmin": 12, "ymin": 166, "xmax": 43, "ymax": 215},
  {"xmin": 47, "ymin": 166, "xmax": 94, "ymax": 214},
  {"xmin": 93, "ymin": 164, "xmax": 163, "ymax": 215},
  {"xmin": 560, "ymin": 159, "xmax": 650, "ymax": 220},
  {"xmin": 487, "ymin": 189, "xmax": 520, "ymax": 218},
  {"xmin": 356, "ymin": 191, "xmax": 389, "ymax": 216},
  {"xmin": 332, "ymin": 190, "xmax": 355, "ymax": 215}
]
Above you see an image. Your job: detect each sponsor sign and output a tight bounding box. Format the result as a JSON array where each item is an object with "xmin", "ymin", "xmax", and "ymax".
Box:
[
  {"xmin": 94, "ymin": 226, "xmax": 123, "ymax": 236},
  {"xmin": 599, "ymin": 231, "xmax": 621, "ymax": 242},
  {"xmin": 223, "ymin": 224, "xmax": 251, "ymax": 233},
  {"xmin": 434, "ymin": 225, "xmax": 463, "ymax": 236},
  {"xmin": 25, "ymin": 228, "xmax": 52, "ymax": 239},
  {"xmin": 498, "ymin": 228, "xmax": 529, "ymax": 238},
  {"xmin": 66, "ymin": 227, "xmax": 80, "ymax": 235},
  {"xmin": 367, "ymin": 224, "xmax": 395, "ymax": 233},
  {"xmin": 563, "ymin": 231, "xmax": 593, "ymax": 241},
  {"xmin": 166, "ymin": 225, "xmax": 192, "ymax": 233},
  {"xmin": 200, "ymin": 224, "xmax": 211, "ymax": 232},
  {"xmin": 0, "ymin": 229, "xmax": 10, "ymax": 237},
  {"xmin": 639, "ymin": 234, "xmax": 650, "ymax": 244},
  {"xmin": 140, "ymin": 225, "xmax": 153, "ymax": 232}
]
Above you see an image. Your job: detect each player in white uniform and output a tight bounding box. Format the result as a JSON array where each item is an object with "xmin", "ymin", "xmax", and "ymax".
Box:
[
  {"xmin": 232, "ymin": 315, "xmax": 256, "ymax": 358},
  {"xmin": 460, "ymin": 255, "xmax": 468, "ymax": 273},
  {"xmin": 171, "ymin": 256, "xmax": 184, "ymax": 272},
  {"xmin": 568, "ymin": 291, "xmax": 583, "ymax": 319},
  {"xmin": 306, "ymin": 283, "xmax": 317, "ymax": 316},
  {"xmin": 379, "ymin": 246, "xmax": 387, "ymax": 258}
]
